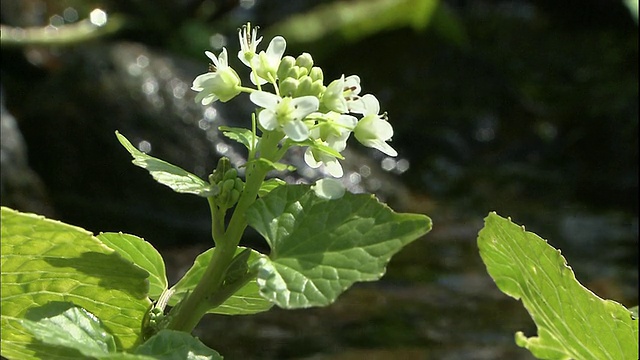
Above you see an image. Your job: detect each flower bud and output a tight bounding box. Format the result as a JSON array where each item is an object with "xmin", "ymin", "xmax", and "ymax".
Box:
[
  {"xmin": 279, "ymin": 78, "xmax": 299, "ymax": 97},
  {"xmin": 309, "ymin": 67, "xmax": 323, "ymax": 82},
  {"xmin": 296, "ymin": 76, "xmax": 315, "ymax": 96},
  {"xmin": 277, "ymin": 56, "xmax": 296, "ymax": 81},
  {"xmin": 222, "ymin": 178, "xmax": 236, "ymax": 193},
  {"xmin": 223, "ymin": 168, "xmax": 238, "ymax": 181},
  {"xmin": 296, "ymin": 52, "xmax": 314, "ymax": 71}
]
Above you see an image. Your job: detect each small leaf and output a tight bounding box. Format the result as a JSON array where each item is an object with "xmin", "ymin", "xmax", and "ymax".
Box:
[
  {"xmin": 169, "ymin": 247, "xmax": 273, "ymax": 315},
  {"xmin": 258, "ymin": 178, "xmax": 286, "ymax": 197},
  {"xmin": 254, "ymin": 158, "xmax": 296, "ymax": 172},
  {"xmin": 246, "ymin": 185, "xmax": 431, "ymax": 309},
  {"xmin": 1, "ymin": 207, "xmax": 151, "ymax": 360},
  {"xmin": 134, "ymin": 330, "xmax": 222, "ymax": 360},
  {"xmin": 294, "ymin": 139, "xmax": 344, "ymax": 160},
  {"xmin": 20, "ymin": 304, "xmax": 116, "ymax": 358},
  {"xmin": 220, "ymin": 126, "xmax": 259, "ymax": 151},
  {"xmin": 115, "ymin": 131, "xmax": 216, "ymax": 197},
  {"xmin": 478, "ymin": 212, "xmax": 639, "ymax": 360},
  {"xmin": 97, "ymin": 233, "xmax": 168, "ymax": 301}
]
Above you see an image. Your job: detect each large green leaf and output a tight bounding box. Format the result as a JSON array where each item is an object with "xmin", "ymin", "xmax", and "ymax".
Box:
[
  {"xmin": 169, "ymin": 247, "xmax": 273, "ymax": 315},
  {"xmin": 97, "ymin": 233, "xmax": 167, "ymax": 300},
  {"xmin": 134, "ymin": 330, "xmax": 222, "ymax": 360},
  {"xmin": 478, "ymin": 212, "xmax": 639, "ymax": 360},
  {"xmin": 246, "ymin": 185, "xmax": 431, "ymax": 309},
  {"xmin": 19, "ymin": 303, "xmax": 116, "ymax": 359},
  {"xmin": 1, "ymin": 207, "xmax": 151, "ymax": 360},
  {"xmin": 116, "ymin": 131, "xmax": 217, "ymax": 197}
]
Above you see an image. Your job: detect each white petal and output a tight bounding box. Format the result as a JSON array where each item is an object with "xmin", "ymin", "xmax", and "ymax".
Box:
[
  {"xmin": 324, "ymin": 158, "xmax": 344, "ymax": 178},
  {"xmin": 312, "ymin": 178, "xmax": 345, "ymax": 200},
  {"xmin": 372, "ymin": 118, "xmax": 394, "ymax": 140},
  {"xmin": 337, "ymin": 114, "xmax": 357, "ymax": 129},
  {"xmin": 290, "ymin": 96, "xmax": 319, "ymax": 120},
  {"xmin": 205, "ymin": 50, "xmax": 217, "ymax": 64},
  {"xmin": 344, "ymin": 75, "xmax": 361, "ymax": 93},
  {"xmin": 217, "ymin": 48, "xmax": 229, "ymax": 68},
  {"xmin": 258, "ymin": 110, "xmax": 278, "ymax": 130},
  {"xmin": 266, "ymin": 36, "xmax": 286, "ymax": 61},
  {"xmin": 366, "ymin": 139, "xmax": 398, "ymax": 157},
  {"xmin": 191, "ymin": 73, "xmax": 216, "ymax": 91},
  {"xmin": 283, "ymin": 120, "xmax": 309, "ymax": 141},
  {"xmin": 359, "ymin": 94, "xmax": 380, "ymax": 115},
  {"xmin": 250, "ymin": 91, "xmax": 280, "ymax": 108},
  {"xmin": 304, "ymin": 148, "xmax": 322, "ymax": 168}
]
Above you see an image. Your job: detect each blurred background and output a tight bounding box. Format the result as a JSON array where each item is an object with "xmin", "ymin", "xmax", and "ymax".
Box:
[{"xmin": 1, "ymin": 0, "xmax": 637, "ymax": 359}]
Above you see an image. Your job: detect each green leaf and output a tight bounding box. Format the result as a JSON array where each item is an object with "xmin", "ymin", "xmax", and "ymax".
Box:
[
  {"xmin": 169, "ymin": 247, "xmax": 273, "ymax": 315},
  {"xmin": 478, "ymin": 212, "xmax": 639, "ymax": 360},
  {"xmin": 134, "ymin": 330, "xmax": 222, "ymax": 360},
  {"xmin": 294, "ymin": 139, "xmax": 344, "ymax": 160},
  {"xmin": 115, "ymin": 131, "xmax": 217, "ymax": 197},
  {"xmin": 258, "ymin": 178, "xmax": 286, "ymax": 197},
  {"xmin": 97, "ymin": 233, "xmax": 168, "ymax": 300},
  {"xmin": 246, "ymin": 185, "xmax": 431, "ymax": 309},
  {"xmin": 1, "ymin": 207, "xmax": 151, "ymax": 360},
  {"xmin": 220, "ymin": 126, "xmax": 259, "ymax": 152},
  {"xmin": 20, "ymin": 303, "xmax": 116, "ymax": 358}
]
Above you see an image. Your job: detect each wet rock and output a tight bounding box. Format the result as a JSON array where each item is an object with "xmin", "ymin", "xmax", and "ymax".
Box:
[{"xmin": 0, "ymin": 86, "xmax": 55, "ymax": 217}]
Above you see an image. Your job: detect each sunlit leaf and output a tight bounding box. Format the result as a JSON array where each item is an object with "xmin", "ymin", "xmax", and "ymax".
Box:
[
  {"xmin": 246, "ymin": 185, "xmax": 431, "ymax": 309},
  {"xmin": 116, "ymin": 131, "xmax": 217, "ymax": 197},
  {"xmin": 1, "ymin": 207, "xmax": 151, "ymax": 360},
  {"xmin": 97, "ymin": 233, "xmax": 168, "ymax": 300},
  {"xmin": 20, "ymin": 304, "xmax": 116, "ymax": 358},
  {"xmin": 134, "ymin": 330, "xmax": 222, "ymax": 360},
  {"xmin": 478, "ymin": 212, "xmax": 639, "ymax": 360}
]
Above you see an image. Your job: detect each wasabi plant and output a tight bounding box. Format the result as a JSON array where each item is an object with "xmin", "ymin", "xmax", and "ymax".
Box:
[
  {"xmin": 1, "ymin": 23, "xmax": 637, "ymax": 360},
  {"xmin": 1, "ymin": 23, "xmax": 431, "ymax": 359}
]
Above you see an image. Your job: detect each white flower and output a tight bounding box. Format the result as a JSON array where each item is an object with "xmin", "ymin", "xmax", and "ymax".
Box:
[
  {"xmin": 343, "ymin": 75, "xmax": 363, "ymax": 112},
  {"xmin": 250, "ymin": 91, "xmax": 319, "ymax": 141},
  {"xmin": 238, "ymin": 23, "xmax": 262, "ymax": 67},
  {"xmin": 250, "ymin": 36, "xmax": 286, "ymax": 85},
  {"xmin": 303, "ymin": 112, "xmax": 356, "ymax": 178},
  {"xmin": 321, "ymin": 75, "xmax": 363, "ymax": 114},
  {"xmin": 312, "ymin": 178, "xmax": 345, "ymax": 200},
  {"xmin": 192, "ymin": 48, "xmax": 241, "ymax": 105},
  {"xmin": 353, "ymin": 94, "xmax": 398, "ymax": 156}
]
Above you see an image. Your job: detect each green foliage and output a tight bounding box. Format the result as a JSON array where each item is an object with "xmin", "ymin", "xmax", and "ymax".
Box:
[
  {"xmin": 19, "ymin": 304, "xmax": 221, "ymax": 360},
  {"xmin": 19, "ymin": 304, "xmax": 117, "ymax": 359},
  {"xmin": 116, "ymin": 131, "xmax": 217, "ymax": 197},
  {"xmin": 246, "ymin": 185, "xmax": 432, "ymax": 308},
  {"xmin": 169, "ymin": 247, "xmax": 273, "ymax": 315},
  {"xmin": 0, "ymin": 207, "xmax": 151, "ymax": 359},
  {"xmin": 97, "ymin": 233, "xmax": 168, "ymax": 301},
  {"xmin": 478, "ymin": 212, "xmax": 639, "ymax": 360}
]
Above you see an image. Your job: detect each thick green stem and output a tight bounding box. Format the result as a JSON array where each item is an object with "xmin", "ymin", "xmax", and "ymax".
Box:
[{"xmin": 165, "ymin": 130, "xmax": 283, "ymax": 333}]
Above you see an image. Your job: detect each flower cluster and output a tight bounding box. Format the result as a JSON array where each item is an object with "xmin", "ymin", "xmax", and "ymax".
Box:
[{"xmin": 192, "ymin": 23, "xmax": 397, "ymax": 178}]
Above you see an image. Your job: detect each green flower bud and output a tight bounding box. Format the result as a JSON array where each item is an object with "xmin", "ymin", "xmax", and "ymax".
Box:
[
  {"xmin": 296, "ymin": 76, "xmax": 315, "ymax": 97},
  {"xmin": 222, "ymin": 178, "xmax": 236, "ymax": 193},
  {"xmin": 311, "ymin": 79, "xmax": 325, "ymax": 97},
  {"xmin": 277, "ymin": 56, "xmax": 296, "ymax": 81},
  {"xmin": 279, "ymin": 78, "xmax": 299, "ymax": 97},
  {"xmin": 296, "ymin": 52, "xmax": 314, "ymax": 71},
  {"xmin": 223, "ymin": 168, "xmax": 238, "ymax": 181},
  {"xmin": 210, "ymin": 157, "xmax": 231, "ymax": 184},
  {"xmin": 229, "ymin": 189, "xmax": 240, "ymax": 207},
  {"xmin": 234, "ymin": 178, "xmax": 244, "ymax": 192},
  {"xmin": 309, "ymin": 67, "xmax": 323, "ymax": 82}
]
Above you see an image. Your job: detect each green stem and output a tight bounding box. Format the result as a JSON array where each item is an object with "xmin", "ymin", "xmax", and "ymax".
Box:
[{"xmin": 165, "ymin": 130, "xmax": 283, "ymax": 333}]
